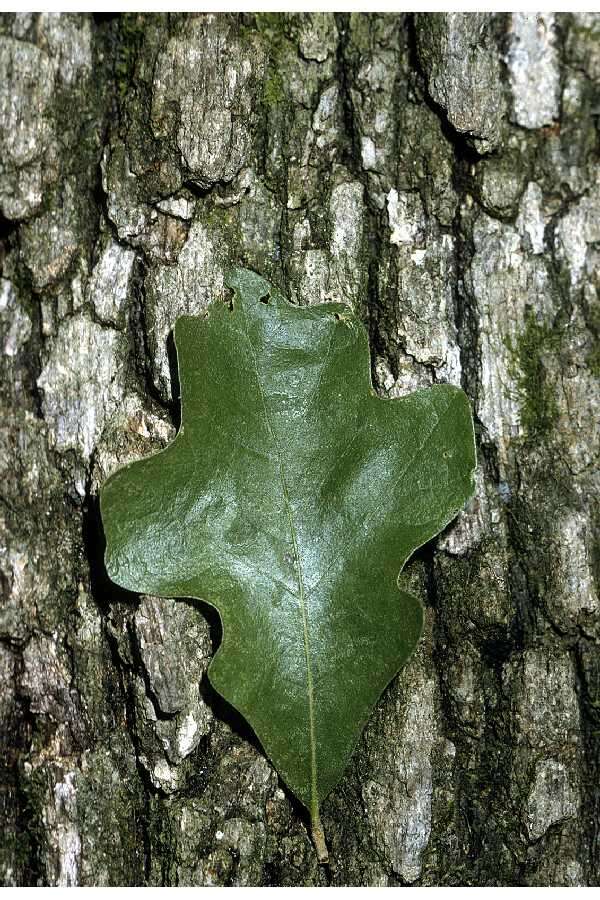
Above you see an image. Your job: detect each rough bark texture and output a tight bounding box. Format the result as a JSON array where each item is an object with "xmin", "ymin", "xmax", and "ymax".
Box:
[{"xmin": 1, "ymin": 11, "xmax": 599, "ymax": 887}]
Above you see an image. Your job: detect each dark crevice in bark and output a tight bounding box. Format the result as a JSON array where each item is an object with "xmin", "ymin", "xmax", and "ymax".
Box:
[
  {"xmin": 406, "ymin": 14, "xmax": 484, "ymax": 168},
  {"xmin": 0, "ymin": 215, "xmax": 47, "ymax": 420},
  {"xmin": 333, "ymin": 13, "xmax": 361, "ymax": 176},
  {"xmin": 427, "ymin": 546, "xmax": 524, "ymax": 886},
  {"xmin": 100, "ymin": 608, "xmax": 170, "ymax": 874},
  {"xmin": 451, "ymin": 222, "xmax": 480, "ymax": 401},
  {"xmin": 91, "ymin": 163, "xmax": 118, "ymax": 247},
  {"xmin": 82, "ymin": 470, "xmax": 157, "ymax": 886},
  {"xmin": 23, "ymin": 294, "xmax": 46, "ymax": 422},
  {"xmin": 125, "ymin": 619, "xmax": 179, "ymax": 723},
  {"xmin": 8, "ymin": 674, "xmax": 45, "ymax": 886},
  {"xmin": 83, "ymin": 484, "xmax": 137, "ymax": 616},
  {"xmin": 334, "ymin": 12, "xmax": 399, "ymax": 389},
  {"xmin": 181, "ymin": 178, "xmax": 235, "ymax": 203},
  {"xmin": 93, "ymin": 12, "xmax": 121, "ymax": 25},
  {"xmin": 573, "ymin": 640, "xmax": 600, "ymax": 885},
  {"xmin": 425, "ymin": 548, "xmax": 481, "ymax": 885},
  {"xmin": 127, "ymin": 253, "xmax": 181, "ymax": 427},
  {"xmin": 0, "ymin": 210, "xmax": 17, "ymax": 270}
]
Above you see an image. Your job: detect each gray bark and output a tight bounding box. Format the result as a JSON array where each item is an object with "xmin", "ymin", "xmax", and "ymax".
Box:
[{"xmin": 1, "ymin": 11, "xmax": 599, "ymax": 886}]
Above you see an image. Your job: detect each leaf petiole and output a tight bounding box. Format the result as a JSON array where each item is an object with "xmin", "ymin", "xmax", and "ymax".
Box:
[{"xmin": 311, "ymin": 806, "xmax": 329, "ymax": 864}]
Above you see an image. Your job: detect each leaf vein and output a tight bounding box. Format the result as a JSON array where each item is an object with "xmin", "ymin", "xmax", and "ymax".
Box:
[
  {"xmin": 236, "ymin": 298, "xmax": 320, "ymax": 820},
  {"xmin": 305, "ymin": 393, "xmax": 458, "ymax": 596}
]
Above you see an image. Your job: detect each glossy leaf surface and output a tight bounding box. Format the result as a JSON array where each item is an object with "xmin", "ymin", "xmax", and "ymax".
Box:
[{"xmin": 100, "ymin": 268, "xmax": 476, "ymax": 852}]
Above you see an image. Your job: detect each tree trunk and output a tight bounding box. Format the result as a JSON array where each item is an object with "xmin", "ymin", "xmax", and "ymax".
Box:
[{"xmin": 1, "ymin": 11, "xmax": 598, "ymax": 887}]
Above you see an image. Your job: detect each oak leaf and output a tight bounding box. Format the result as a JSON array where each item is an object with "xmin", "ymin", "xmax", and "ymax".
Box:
[{"xmin": 100, "ymin": 268, "xmax": 476, "ymax": 860}]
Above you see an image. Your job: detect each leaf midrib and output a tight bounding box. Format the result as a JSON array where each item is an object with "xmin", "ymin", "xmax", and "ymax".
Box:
[{"xmin": 237, "ymin": 301, "xmax": 319, "ymax": 815}]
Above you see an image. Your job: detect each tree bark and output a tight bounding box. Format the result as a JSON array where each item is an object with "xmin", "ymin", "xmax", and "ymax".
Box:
[{"xmin": 1, "ymin": 11, "xmax": 599, "ymax": 886}]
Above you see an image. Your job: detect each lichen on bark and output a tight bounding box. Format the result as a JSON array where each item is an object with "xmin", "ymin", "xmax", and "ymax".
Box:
[{"xmin": 0, "ymin": 11, "xmax": 599, "ymax": 887}]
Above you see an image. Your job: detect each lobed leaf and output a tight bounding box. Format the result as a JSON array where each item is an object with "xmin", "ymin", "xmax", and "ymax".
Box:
[{"xmin": 100, "ymin": 267, "xmax": 476, "ymax": 860}]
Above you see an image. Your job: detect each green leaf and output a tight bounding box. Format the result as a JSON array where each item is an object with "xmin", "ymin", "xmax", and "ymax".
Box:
[{"xmin": 100, "ymin": 267, "xmax": 476, "ymax": 860}]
